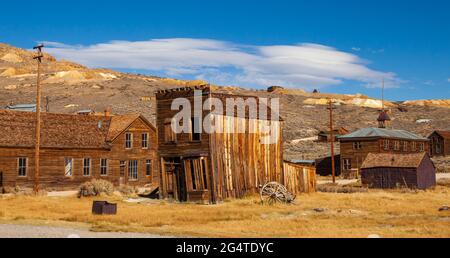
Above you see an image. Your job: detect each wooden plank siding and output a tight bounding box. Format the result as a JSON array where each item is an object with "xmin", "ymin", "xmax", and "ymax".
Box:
[{"xmin": 283, "ymin": 162, "xmax": 316, "ymax": 194}]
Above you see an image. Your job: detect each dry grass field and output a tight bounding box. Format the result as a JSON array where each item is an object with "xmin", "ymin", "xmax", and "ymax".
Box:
[{"xmin": 1, "ymin": 184, "xmax": 450, "ymax": 238}]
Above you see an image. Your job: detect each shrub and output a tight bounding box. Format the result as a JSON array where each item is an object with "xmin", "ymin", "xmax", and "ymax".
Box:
[
  {"xmin": 79, "ymin": 179, "xmax": 114, "ymax": 197},
  {"xmin": 116, "ymin": 185, "xmax": 139, "ymax": 197},
  {"xmin": 317, "ymin": 183, "xmax": 368, "ymax": 193}
]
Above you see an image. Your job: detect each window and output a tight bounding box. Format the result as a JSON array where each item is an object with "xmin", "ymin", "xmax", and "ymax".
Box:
[
  {"xmin": 353, "ymin": 142, "xmax": 362, "ymax": 150},
  {"xmin": 343, "ymin": 159, "xmax": 352, "ymax": 170},
  {"xmin": 146, "ymin": 160, "xmax": 152, "ymax": 176},
  {"xmin": 100, "ymin": 159, "xmax": 108, "ymax": 176},
  {"xmin": 83, "ymin": 158, "xmax": 91, "ymax": 176},
  {"xmin": 64, "ymin": 158, "xmax": 73, "ymax": 177},
  {"xmin": 394, "ymin": 141, "xmax": 400, "ymax": 151},
  {"xmin": 128, "ymin": 160, "xmax": 138, "ymax": 181},
  {"xmin": 411, "ymin": 142, "xmax": 417, "ymax": 151},
  {"xmin": 402, "ymin": 141, "xmax": 408, "ymax": 152},
  {"xmin": 164, "ymin": 120, "xmax": 177, "ymax": 143},
  {"xmin": 383, "ymin": 139, "xmax": 390, "ymax": 150},
  {"xmin": 119, "ymin": 161, "xmax": 126, "ymax": 177},
  {"xmin": 142, "ymin": 133, "xmax": 149, "ymax": 149},
  {"xmin": 419, "ymin": 142, "xmax": 425, "ymax": 152},
  {"xmin": 191, "ymin": 117, "xmax": 201, "ymax": 141},
  {"xmin": 18, "ymin": 157, "xmax": 27, "ymax": 177},
  {"xmin": 436, "ymin": 140, "xmax": 442, "ymax": 154},
  {"xmin": 125, "ymin": 133, "xmax": 133, "ymax": 149}
]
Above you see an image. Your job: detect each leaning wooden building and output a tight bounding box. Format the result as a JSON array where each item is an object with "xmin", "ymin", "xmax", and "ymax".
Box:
[
  {"xmin": 0, "ymin": 110, "xmax": 158, "ymax": 190},
  {"xmin": 428, "ymin": 130, "xmax": 450, "ymax": 157},
  {"xmin": 156, "ymin": 85, "xmax": 284, "ymax": 203}
]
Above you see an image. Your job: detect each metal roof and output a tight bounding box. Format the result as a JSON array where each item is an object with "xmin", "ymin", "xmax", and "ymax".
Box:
[
  {"xmin": 5, "ymin": 104, "xmax": 36, "ymax": 112},
  {"xmin": 338, "ymin": 127, "xmax": 428, "ymax": 141}
]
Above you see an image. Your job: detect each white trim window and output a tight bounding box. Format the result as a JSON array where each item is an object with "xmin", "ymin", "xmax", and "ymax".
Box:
[
  {"xmin": 419, "ymin": 142, "xmax": 425, "ymax": 152},
  {"xmin": 402, "ymin": 141, "xmax": 408, "ymax": 152},
  {"xmin": 343, "ymin": 158, "xmax": 352, "ymax": 170},
  {"xmin": 64, "ymin": 158, "xmax": 73, "ymax": 177},
  {"xmin": 83, "ymin": 158, "xmax": 91, "ymax": 176},
  {"xmin": 100, "ymin": 159, "xmax": 108, "ymax": 176},
  {"xmin": 18, "ymin": 157, "xmax": 27, "ymax": 177},
  {"xmin": 142, "ymin": 133, "xmax": 149, "ymax": 149},
  {"xmin": 394, "ymin": 141, "xmax": 400, "ymax": 151},
  {"xmin": 383, "ymin": 139, "xmax": 390, "ymax": 150},
  {"xmin": 125, "ymin": 133, "xmax": 133, "ymax": 149},
  {"xmin": 128, "ymin": 160, "xmax": 138, "ymax": 181}
]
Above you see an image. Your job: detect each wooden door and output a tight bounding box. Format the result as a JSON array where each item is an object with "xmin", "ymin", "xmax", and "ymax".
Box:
[
  {"xmin": 0, "ymin": 171, "xmax": 3, "ymax": 188},
  {"xmin": 175, "ymin": 164, "xmax": 187, "ymax": 202}
]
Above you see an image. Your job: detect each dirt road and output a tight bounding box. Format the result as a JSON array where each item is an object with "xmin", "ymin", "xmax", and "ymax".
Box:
[{"xmin": 0, "ymin": 224, "xmax": 170, "ymax": 238}]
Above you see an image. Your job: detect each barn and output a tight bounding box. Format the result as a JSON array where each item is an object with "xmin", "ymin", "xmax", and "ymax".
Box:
[{"xmin": 361, "ymin": 152, "xmax": 436, "ymax": 190}]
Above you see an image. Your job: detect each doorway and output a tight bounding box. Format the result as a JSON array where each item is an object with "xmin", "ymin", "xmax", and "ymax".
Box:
[{"xmin": 163, "ymin": 157, "xmax": 187, "ymax": 202}]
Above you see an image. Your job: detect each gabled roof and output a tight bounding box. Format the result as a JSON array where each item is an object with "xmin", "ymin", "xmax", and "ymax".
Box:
[
  {"xmin": 431, "ymin": 131, "xmax": 450, "ymax": 140},
  {"xmin": 338, "ymin": 127, "xmax": 428, "ymax": 141},
  {"xmin": 361, "ymin": 152, "xmax": 430, "ymax": 169},
  {"xmin": 0, "ymin": 110, "xmax": 154, "ymax": 149}
]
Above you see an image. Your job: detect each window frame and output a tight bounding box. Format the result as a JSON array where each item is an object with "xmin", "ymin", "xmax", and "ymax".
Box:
[
  {"xmin": 352, "ymin": 142, "xmax": 362, "ymax": 150},
  {"xmin": 100, "ymin": 158, "xmax": 108, "ymax": 176},
  {"xmin": 64, "ymin": 157, "xmax": 74, "ymax": 177},
  {"xmin": 145, "ymin": 159, "xmax": 152, "ymax": 177},
  {"xmin": 164, "ymin": 121, "xmax": 177, "ymax": 143},
  {"xmin": 383, "ymin": 139, "xmax": 390, "ymax": 150},
  {"xmin": 83, "ymin": 158, "xmax": 91, "ymax": 177},
  {"xmin": 394, "ymin": 141, "xmax": 400, "ymax": 151},
  {"xmin": 17, "ymin": 157, "xmax": 27, "ymax": 177},
  {"xmin": 190, "ymin": 117, "xmax": 202, "ymax": 142},
  {"xmin": 402, "ymin": 141, "xmax": 408, "ymax": 152},
  {"xmin": 128, "ymin": 160, "xmax": 138, "ymax": 181},
  {"xmin": 141, "ymin": 133, "xmax": 149, "ymax": 149},
  {"xmin": 343, "ymin": 158, "xmax": 352, "ymax": 170},
  {"xmin": 125, "ymin": 133, "xmax": 133, "ymax": 149}
]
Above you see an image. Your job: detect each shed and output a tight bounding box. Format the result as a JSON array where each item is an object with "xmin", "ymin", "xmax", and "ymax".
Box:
[{"xmin": 361, "ymin": 152, "xmax": 436, "ymax": 190}]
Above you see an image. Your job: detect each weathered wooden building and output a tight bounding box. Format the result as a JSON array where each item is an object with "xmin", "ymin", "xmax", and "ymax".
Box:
[
  {"xmin": 338, "ymin": 127, "xmax": 429, "ymax": 179},
  {"xmin": 0, "ymin": 110, "xmax": 158, "ymax": 190},
  {"xmin": 317, "ymin": 127, "xmax": 349, "ymax": 142},
  {"xmin": 156, "ymin": 85, "xmax": 284, "ymax": 203},
  {"xmin": 428, "ymin": 131, "xmax": 450, "ymax": 157},
  {"xmin": 283, "ymin": 161, "xmax": 316, "ymax": 194},
  {"xmin": 315, "ymin": 155, "xmax": 341, "ymax": 176},
  {"xmin": 361, "ymin": 152, "xmax": 436, "ymax": 190}
]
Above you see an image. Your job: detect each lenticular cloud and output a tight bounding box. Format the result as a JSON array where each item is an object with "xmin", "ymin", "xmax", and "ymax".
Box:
[{"xmin": 44, "ymin": 38, "xmax": 398, "ymax": 89}]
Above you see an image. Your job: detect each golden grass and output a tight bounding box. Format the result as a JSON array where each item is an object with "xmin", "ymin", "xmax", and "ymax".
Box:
[{"xmin": 1, "ymin": 187, "xmax": 450, "ymax": 238}]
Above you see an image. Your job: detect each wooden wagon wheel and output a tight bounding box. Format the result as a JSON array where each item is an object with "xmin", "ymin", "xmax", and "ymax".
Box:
[{"xmin": 260, "ymin": 182, "xmax": 292, "ymax": 204}]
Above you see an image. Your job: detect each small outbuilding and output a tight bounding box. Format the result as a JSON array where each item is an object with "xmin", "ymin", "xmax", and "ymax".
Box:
[
  {"xmin": 361, "ymin": 152, "xmax": 436, "ymax": 190},
  {"xmin": 428, "ymin": 130, "xmax": 450, "ymax": 157}
]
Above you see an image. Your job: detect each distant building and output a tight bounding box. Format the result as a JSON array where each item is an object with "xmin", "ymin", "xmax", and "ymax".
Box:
[
  {"xmin": 317, "ymin": 127, "xmax": 349, "ymax": 142},
  {"xmin": 338, "ymin": 127, "xmax": 429, "ymax": 179},
  {"xmin": 361, "ymin": 152, "xmax": 436, "ymax": 190},
  {"xmin": 428, "ymin": 131, "xmax": 450, "ymax": 157},
  {"xmin": 5, "ymin": 104, "xmax": 36, "ymax": 112},
  {"xmin": 315, "ymin": 155, "xmax": 341, "ymax": 176}
]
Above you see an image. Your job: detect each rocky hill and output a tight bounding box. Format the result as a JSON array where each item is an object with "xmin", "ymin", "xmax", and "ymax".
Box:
[{"xmin": 1, "ymin": 43, "xmax": 450, "ymax": 162}]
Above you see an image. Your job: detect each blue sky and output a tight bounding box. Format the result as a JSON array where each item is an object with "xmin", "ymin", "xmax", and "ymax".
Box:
[{"xmin": 1, "ymin": 0, "xmax": 449, "ymax": 100}]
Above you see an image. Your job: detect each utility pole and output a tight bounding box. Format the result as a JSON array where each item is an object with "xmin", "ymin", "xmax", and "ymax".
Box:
[
  {"xmin": 33, "ymin": 43, "xmax": 44, "ymax": 193},
  {"xmin": 327, "ymin": 99, "xmax": 337, "ymax": 184}
]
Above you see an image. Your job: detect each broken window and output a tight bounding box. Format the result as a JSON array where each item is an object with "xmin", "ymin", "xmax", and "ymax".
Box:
[
  {"xmin": 190, "ymin": 117, "xmax": 201, "ymax": 141},
  {"xmin": 83, "ymin": 158, "xmax": 91, "ymax": 176},
  {"xmin": 64, "ymin": 158, "xmax": 73, "ymax": 177},
  {"xmin": 184, "ymin": 158, "xmax": 209, "ymax": 191},
  {"xmin": 125, "ymin": 133, "xmax": 133, "ymax": 149},
  {"xmin": 411, "ymin": 142, "xmax": 417, "ymax": 151},
  {"xmin": 100, "ymin": 159, "xmax": 108, "ymax": 176},
  {"xmin": 119, "ymin": 161, "xmax": 126, "ymax": 177},
  {"xmin": 18, "ymin": 157, "xmax": 27, "ymax": 177},
  {"xmin": 164, "ymin": 119, "xmax": 177, "ymax": 143},
  {"xmin": 128, "ymin": 160, "xmax": 138, "ymax": 181}
]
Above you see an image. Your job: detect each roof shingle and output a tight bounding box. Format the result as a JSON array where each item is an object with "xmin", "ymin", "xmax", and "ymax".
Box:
[{"xmin": 338, "ymin": 127, "xmax": 428, "ymax": 141}]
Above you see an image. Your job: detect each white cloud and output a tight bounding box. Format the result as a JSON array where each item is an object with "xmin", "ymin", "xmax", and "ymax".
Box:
[
  {"xmin": 351, "ymin": 47, "xmax": 361, "ymax": 52},
  {"xmin": 44, "ymin": 38, "xmax": 399, "ymax": 89}
]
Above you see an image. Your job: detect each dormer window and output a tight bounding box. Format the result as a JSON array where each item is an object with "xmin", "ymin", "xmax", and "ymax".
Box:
[
  {"xmin": 353, "ymin": 142, "xmax": 362, "ymax": 150},
  {"xmin": 125, "ymin": 133, "xmax": 133, "ymax": 149}
]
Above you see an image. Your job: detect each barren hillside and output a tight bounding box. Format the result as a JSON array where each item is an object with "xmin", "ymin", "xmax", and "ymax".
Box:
[{"xmin": 1, "ymin": 43, "xmax": 450, "ymax": 161}]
